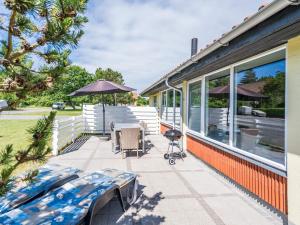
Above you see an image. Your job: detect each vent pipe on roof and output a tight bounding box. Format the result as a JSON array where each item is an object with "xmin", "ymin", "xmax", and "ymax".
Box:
[{"xmin": 191, "ymin": 38, "xmax": 198, "ymax": 57}]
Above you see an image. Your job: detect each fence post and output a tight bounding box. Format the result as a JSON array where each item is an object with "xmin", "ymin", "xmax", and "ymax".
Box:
[{"xmin": 52, "ymin": 120, "xmax": 59, "ymax": 156}]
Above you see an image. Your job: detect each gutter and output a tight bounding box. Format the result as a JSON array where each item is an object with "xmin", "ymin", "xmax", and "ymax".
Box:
[{"xmin": 141, "ymin": 0, "xmax": 297, "ymax": 96}]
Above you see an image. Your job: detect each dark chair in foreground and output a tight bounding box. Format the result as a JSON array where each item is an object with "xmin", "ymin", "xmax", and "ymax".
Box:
[
  {"xmin": 0, "ymin": 168, "xmax": 138, "ymax": 225},
  {"xmin": 0, "ymin": 165, "xmax": 80, "ymax": 214}
]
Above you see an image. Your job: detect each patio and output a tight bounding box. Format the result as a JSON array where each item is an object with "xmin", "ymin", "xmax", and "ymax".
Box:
[{"xmin": 49, "ymin": 134, "xmax": 285, "ymax": 225}]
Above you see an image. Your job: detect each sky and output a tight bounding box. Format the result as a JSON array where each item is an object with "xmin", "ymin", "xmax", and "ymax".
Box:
[
  {"xmin": 1, "ymin": 0, "xmax": 268, "ymax": 92},
  {"xmin": 71, "ymin": 0, "xmax": 268, "ymax": 92}
]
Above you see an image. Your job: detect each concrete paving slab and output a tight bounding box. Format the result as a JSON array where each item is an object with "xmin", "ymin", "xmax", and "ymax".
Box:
[
  {"xmin": 130, "ymin": 158, "xmax": 172, "ymax": 172},
  {"xmin": 204, "ymin": 195, "xmax": 282, "ymax": 225},
  {"xmin": 181, "ymin": 171, "xmax": 233, "ymax": 196},
  {"xmin": 137, "ymin": 172, "xmax": 192, "ymax": 197}
]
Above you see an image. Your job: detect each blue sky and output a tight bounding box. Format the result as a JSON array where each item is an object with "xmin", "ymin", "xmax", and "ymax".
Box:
[
  {"xmin": 237, "ymin": 60, "xmax": 285, "ymax": 84},
  {"xmin": 1, "ymin": 0, "xmax": 268, "ymax": 92}
]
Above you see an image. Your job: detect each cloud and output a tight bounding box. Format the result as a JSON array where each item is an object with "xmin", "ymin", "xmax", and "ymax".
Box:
[{"xmin": 71, "ymin": 0, "xmax": 265, "ymax": 92}]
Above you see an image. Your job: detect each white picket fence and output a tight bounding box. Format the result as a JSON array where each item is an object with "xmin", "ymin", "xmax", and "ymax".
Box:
[
  {"xmin": 52, "ymin": 116, "xmax": 84, "ymax": 155},
  {"xmin": 83, "ymin": 104, "xmax": 160, "ymax": 135},
  {"xmin": 52, "ymin": 105, "xmax": 160, "ymax": 155}
]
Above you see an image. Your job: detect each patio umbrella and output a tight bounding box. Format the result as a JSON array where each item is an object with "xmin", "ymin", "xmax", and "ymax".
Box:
[
  {"xmin": 209, "ymin": 84, "xmax": 267, "ymax": 100},
  {"xmin": 69, "ymin": 80, "xmax": 136, "ymax": 136},
  {"xmin": 209, "ymin": 84, "xmax": 267, "ymax": 125}
]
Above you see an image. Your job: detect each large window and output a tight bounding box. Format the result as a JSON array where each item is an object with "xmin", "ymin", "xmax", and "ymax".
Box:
[
  {"xmin": 161, "ymin": 92, "xmax": 167, "ymax": 120},
  {"xmin": 161, "ymin": 89, "xmax": 182, "ymax": 128},
  {"xmin": 233, "ymin": 50, "xmax": 286, "ymax": 165},
  {"xmin": 205, "ymin": 70, "xmax": 230, "ymax": 144},
  {"xmin": 185, "ymin": 47, "xmax": 286, "ymax": 168},
  {"xmin": 153, "ymin": 96, "xmax": 158, "ymax": 107},
  {"xmin": 188, "ymin": 81, "xmax": 201, "ymax": 132},
  {"xmin": 167, "ymin": 90, "xmax": 174, "ymax": 123},
  {"xmin": 175, "ymin": 90, "xmax": 182, "ymax": 127}
]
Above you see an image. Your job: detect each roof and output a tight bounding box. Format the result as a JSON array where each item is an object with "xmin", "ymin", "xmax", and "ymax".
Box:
[{"xmin": 141, "ymin": 0, "xmax": 299, "ymax": 96}]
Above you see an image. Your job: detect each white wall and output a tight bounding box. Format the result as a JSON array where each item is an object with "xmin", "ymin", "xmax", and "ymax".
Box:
[
  {"xmin": 287, "ymin": 36, "xmax": 300, "ymax": 225},
  {"xmin": 83, "ymin": 104, "xmax": 160, "ymax": 135}
]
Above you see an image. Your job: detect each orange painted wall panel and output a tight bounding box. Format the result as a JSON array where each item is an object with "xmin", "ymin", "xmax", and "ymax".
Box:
[
  {"xmin": 186, "ymin": 134, "xmax": 287, "ymax": 214},
  {"xmin": 160, "ymin": 123, "xmax": 172, "ymax": 134}
]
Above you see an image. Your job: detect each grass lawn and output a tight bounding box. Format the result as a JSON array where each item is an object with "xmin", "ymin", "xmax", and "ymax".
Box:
[
  {"xmin": 0, "ymin": 120, "xmax": 37, "ymax": 150},
  {"xmin": 0, "ymin": 120, "xmax": 47, "ymax": 175}
]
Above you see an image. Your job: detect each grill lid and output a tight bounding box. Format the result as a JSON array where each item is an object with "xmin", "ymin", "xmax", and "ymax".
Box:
[{"xmin": 164, "ymin": 129, "xmax": 182, "ymax": 141}]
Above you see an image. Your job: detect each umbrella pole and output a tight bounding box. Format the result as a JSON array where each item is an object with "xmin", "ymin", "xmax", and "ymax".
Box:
[{"xmin": 102, "ymin": 94, "xmax": 105, "ymax": 136}]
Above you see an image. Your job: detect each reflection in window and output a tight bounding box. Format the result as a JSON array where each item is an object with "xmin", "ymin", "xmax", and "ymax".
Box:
[
  {"xmin": 153, "ymin": 96, "xmax": 157, "ymax": 107},
  {"xmin": 234, "ymin": 53, "xmax": 285, "ymax": 165},
  {"xmin": 205, "ymin": 71, "xmax": 230, "ymax": 144},
  {"xmin": 188, "ymin": 81, "xmax": 201, "ymax": 132},
  {"xmin": 175, "ymin": 90, "xmax": 181, "ymax": 127},
  {"xmin": 167, "ymin": 90, "xmax": 174, "ymax": 123},
  {"xmin": 161, "ymin": 92, "xmax": 167, "ymax": 120}
]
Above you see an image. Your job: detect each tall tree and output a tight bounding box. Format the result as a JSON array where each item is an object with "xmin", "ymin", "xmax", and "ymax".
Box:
[
  {"xmin": 240, "ymin": 69, "xmax": 257, "ymax": 84},
  {"xmin": 0, "ymin": 0, "xmax": 88, "ymax": 97},
  {"xmin": 95, "ymin": 68, "xmax": 124, "ymax": 84},
  {"xmin": 262, "ymin": 72, "xmax": 285, "ymax": 108},
  {"xmin": 94, "ymin": 68, "xmax": 133, "ymax": 105}
]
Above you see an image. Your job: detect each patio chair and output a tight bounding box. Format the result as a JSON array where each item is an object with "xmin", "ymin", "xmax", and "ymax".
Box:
[
  {"xmin": 110, "ymin": 121, "xmax": 115, "ymax": 150},
  {"xmin": 139, "ymin": 120, "xmax": 147, "ymax": 148},
  {"xmin": 120, "ymin": 128, "xmax": 140, "ymax": 158},
  {"xmin": 0, "ymin": 165, "xmax": 80, "ymax": 214},
  {"xmin": 0, "ymin": 169, "xmax": 138, "ymax": 225}
]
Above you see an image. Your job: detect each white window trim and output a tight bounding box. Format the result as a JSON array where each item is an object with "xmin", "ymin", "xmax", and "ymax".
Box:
[
  {"xmin": 185, "ymin": 44, "xmax": 287, "ymax": 171},
  {"xmin": 160, "ymin": 88, "xmax": 182, "ymax": 129}
]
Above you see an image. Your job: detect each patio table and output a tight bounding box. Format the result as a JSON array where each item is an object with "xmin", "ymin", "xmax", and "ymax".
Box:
[{"xmin": 113, "ymin": 123, "xmax": 145, "ymax": 153}]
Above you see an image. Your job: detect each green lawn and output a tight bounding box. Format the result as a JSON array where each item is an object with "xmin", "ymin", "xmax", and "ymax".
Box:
[
  {"xmin": 0, "ymin": 120, "xmax": 37, "ymax": 150},
  {"xmin": 0, "ymin": 120, "xmax": 45, "ymax": 175}
]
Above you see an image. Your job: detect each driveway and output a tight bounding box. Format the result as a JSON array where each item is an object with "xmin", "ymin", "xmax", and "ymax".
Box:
[{"xmin": 0, "ymin": 115, "xmax": 70, "ymax": 120}]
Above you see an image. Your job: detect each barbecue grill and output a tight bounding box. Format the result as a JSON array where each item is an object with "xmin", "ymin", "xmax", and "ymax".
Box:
[{"xmin": 163, "ymin": 129, "xmax": 185, "ymax": 165}]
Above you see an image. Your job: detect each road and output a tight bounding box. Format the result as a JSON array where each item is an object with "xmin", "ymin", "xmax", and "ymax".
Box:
[{"xmin": 0, "ymin": 115, "xmax": 70, "ymax": 120}]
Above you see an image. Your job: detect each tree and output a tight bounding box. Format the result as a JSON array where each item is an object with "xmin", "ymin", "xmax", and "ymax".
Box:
[
  {"xmin": 95, "ymin": 68, "xmax": 124, "ymax": 84},
  {"xmin": 0, "ymin": 0, "xmax": 88, "ymax": 96},
  {"xmin": 0, "ymin": 111, "xmax": 56, "ymax": 196},
  {"xmin": 50, "ymin": 65, "xmax": 94, "ymax": 107},
  {"xmin": 136, "ymin": 96, "xmax": 148, "ymax": 106},
  {"xmin": 94, "ymin": 68, "xmax": 134, "ymax": 105},
  {"xmin": 262, "ymin": 72, "xmax": 285, "ymax": 108},
  {"xmin": 240, "ymin": 69, "xmax": 257, "ymax": 84}
]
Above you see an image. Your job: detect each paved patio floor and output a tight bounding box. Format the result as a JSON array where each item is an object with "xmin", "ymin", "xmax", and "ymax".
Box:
[{"xmin": 49, "ymin": 135, "xmax": 285, "ymax": 225}]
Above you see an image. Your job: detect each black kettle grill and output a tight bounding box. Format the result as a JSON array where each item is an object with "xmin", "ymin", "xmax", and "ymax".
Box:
[{"xmin": 163, "ymin": 129, "xmax": 185, "ymax": 165}]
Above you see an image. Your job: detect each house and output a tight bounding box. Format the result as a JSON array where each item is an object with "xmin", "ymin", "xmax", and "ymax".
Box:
[{"xmin": 141, "ymin": 1, "xmax": 300, "ymax": 224}]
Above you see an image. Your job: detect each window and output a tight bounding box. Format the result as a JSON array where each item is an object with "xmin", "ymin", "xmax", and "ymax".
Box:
[
  {"xmin": 188, "ymin": 81, "xmax": 201, "ymax": 132},
  {"xmin": 153, "ymin": 96, "xmax": 157, "ymax": 107},
  {"xmin": 161, "ymin": 92, "xmax": 167, "ymax": 120},
  {"xmin": 175, "ymin": 90, "xmax": 182, "ymax": 127},
  {"xmin": 160, "ymin": 89, "xmax": 182, "ymax": 128},
  {"xmin": 233, "ymin": 50, "xmax": 286, "ymax": 165},
  {"xmin": 167, "ymin": 89, "xmax": 174, "ymax": 123},
  {"xmin": 205, "ymin": 70, "xmax": 230, "ymax": 144}
]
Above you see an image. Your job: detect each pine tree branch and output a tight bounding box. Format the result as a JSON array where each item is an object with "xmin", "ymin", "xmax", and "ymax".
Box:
[
  {"xmin": 8, "ymin": 42, "xmax": 40, "ymax": 60},
  {"xmin": 5, "ymin": 9, "xmax": 17, "ymax": 59}
]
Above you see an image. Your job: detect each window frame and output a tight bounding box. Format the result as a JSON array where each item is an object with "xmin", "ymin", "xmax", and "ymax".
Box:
[
  {"xmin": 185, "ymin": 45, "xmax": 287, "ymax": 171},
  {"xmin": 160, "ymin": 86, "xmax": 182, "ymax": 130}
]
